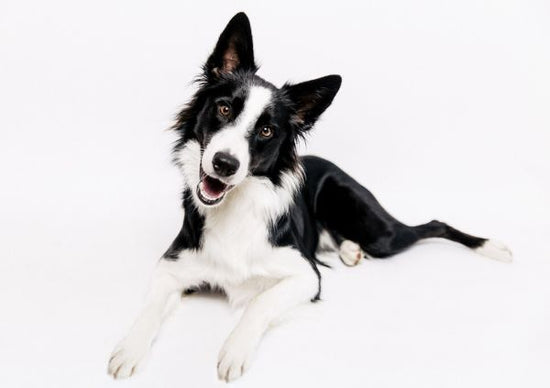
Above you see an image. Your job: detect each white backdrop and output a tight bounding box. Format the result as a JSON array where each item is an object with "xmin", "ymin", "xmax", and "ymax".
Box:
[{"xmin": 1, "ymin": 1, "xmax": 549, "ymax": 387}]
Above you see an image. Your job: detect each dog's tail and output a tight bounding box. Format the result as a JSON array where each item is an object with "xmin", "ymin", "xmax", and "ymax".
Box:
[
  {"xmin": 413, "ymin": 220, "xmax": 512, "ymax": 262},
  {"xmin": 303, "ymin": 156, "xmax": 512, "ymax": 264}
]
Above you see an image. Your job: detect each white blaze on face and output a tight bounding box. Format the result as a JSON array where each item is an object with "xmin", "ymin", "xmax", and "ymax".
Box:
[{"xmin": 202, "ymin": 85, "xmax": 273, "ymax": 185}]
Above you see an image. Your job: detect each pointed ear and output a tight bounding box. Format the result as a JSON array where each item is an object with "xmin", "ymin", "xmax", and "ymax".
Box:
[
  {"xmin": 205, "ymin": 12, "xmax": 256, "ymax": 78},
  {"xmin": 285, "ymin": 75, "xmax": 342, "ymax": 130}
]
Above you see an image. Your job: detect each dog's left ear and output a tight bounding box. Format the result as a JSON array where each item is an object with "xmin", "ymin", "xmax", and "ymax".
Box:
[
  {"xmin": 205, "ymin": 12, "xmax": 256, "ymax": 78},
  {"xmin": 285, "ymin": 75, "xmax": 342, "ymax": 131}
]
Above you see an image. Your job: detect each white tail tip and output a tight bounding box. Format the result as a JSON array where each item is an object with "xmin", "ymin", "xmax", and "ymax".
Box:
[{"xmin": 475, "ymin": 240, "xmax": 513, "ymax": 263}]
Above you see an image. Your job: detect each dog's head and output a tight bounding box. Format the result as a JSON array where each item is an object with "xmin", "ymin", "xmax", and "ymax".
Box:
[{"xmin": 174, "ymin": 12, "xmax": 341, "ymax": 207}]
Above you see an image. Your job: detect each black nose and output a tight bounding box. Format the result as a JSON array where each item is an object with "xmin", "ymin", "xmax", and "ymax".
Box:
[{"xmin": 212, "ymin": 152, "xmax": 240, "ymax": 177}]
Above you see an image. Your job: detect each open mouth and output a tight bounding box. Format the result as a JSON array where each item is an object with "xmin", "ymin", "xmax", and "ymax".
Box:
[{"xmin": 196, "ymin": 171, "xmax": 233, "ymax": 206}]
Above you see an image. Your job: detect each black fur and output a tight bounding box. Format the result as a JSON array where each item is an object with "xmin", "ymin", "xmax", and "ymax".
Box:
[
  {"xmin": 163, "ymin": 189, "xmax": 205, "ymax": 259},
  {"xmin": 167, "ymin": 12, "xmax": 490, "ymax": 300},
  {"xmin": 300, "ymin": 156, "xmax": 486, "ymax": 260}
]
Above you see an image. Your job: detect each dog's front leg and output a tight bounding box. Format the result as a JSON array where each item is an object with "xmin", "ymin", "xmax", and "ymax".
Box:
[
  {"xmin": 108, "ymin": 257, "xmax": 195, "ymax": 379},
  {"xmin": 217, "ymin": 271, "xmax": 318, "ymax": 382}
]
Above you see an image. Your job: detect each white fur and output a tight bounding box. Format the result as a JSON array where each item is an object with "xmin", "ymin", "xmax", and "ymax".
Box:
[
  {"xmin": 108, "ymin": 270, "xmax": 181, "ymax": 378},
  {"xmin": 317, "ymin": 228, "xmax": 337, "ymax": 252},
  {"xmin": 339, "ymin": 240, "xmax": 365, "ymax": 266},
  {"xmin": 177, "ymin": 139, "xmax": 201, "ymax": 191},
  {"xmin": 475, "ymin": 239, "xmax": 513, "ymax": 262},
  {"xmin": 202, "ymin": 86, "xmax": 273, "ymax": 186},
  {"xmin": 109, "ymin": 139, "xmax": 314, "ymax": 381}
]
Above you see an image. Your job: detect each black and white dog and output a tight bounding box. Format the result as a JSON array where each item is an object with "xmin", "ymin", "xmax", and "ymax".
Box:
[{"xmin": 108, "ymin": 12, "xmax": 512, "ymax": 382}]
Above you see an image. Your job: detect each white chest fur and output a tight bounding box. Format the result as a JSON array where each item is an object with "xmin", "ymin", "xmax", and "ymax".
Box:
[
  {"xmin": 173, "ymin": 139, "xmax": 310, "ymax": 304},
  {"xmin": 200, "ymin": 177, "xmax": 279, "ymax": 280}
]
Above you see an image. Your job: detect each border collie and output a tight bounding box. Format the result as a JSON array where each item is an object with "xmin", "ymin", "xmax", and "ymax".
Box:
[{"xmin": 108, "ymin": 12, "xmax": 512, "ymax": 382}]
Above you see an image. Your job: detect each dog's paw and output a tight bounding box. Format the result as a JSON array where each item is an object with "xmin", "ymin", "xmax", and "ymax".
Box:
[
  {"xmin": 108, "ymin": 335, "xmax": 151, "ymax": 379},
  {"xmin": 339, "ymin": 240, "xmax": 365, "ymax": 266},
  {"xmin": 217, "ymin": 330, "xmax": 259, "ymax": 382}
]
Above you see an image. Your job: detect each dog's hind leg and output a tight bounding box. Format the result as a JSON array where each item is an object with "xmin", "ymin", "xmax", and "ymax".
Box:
[
  {"xmin": 338, "ymin": 240, "xmax": 366, "ymax": 266},
  {"xmin": 303, "ymin": 156, "xmax": 512, "ymax": 261},
  {"xmin": 317, "ymin": 229, "xmax": 366, "ymax": 266}
]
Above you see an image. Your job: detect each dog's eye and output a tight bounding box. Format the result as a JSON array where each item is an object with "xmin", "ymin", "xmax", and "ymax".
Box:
[
  {"xmin": 218, "ymin": 103, "xmax": 231, "ymax": 118},
  {"xmin": 259, "ymin": 126, "xmax": 274, "ymax": 139}
]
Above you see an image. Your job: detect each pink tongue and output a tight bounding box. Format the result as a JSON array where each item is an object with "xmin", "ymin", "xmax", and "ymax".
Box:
[{"xmin": 202, "ymin": 177, "xmax": 226, "ymax": 198}]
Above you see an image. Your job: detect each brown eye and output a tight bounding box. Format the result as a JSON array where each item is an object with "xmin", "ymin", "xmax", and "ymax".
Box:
[
  {"xmin": 260, "ymin": 126, "xmax": 274, "ymax": 139},
  {"xmin": 218, "ymin": 103, "xmax": 231, "ymax": 117}
]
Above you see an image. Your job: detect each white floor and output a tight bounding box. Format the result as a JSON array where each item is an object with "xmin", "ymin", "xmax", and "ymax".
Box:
[{"xmin": 1, "ymin": 1, "xmax": 549, "ymax": 387}]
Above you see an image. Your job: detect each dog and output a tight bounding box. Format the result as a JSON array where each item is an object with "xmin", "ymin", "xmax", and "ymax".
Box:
[{"xmin": 107, "ymin": 12, "xmax": 512, "ymax": 382}]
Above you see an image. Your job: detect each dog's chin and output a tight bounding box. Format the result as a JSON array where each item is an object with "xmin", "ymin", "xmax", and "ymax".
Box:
[{"xmin": 196, "ymin": 173, "xmax": 234, "ymax": 207}]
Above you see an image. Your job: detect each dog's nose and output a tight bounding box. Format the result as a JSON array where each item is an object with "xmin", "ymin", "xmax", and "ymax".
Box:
[{"xmin": 212, "ymin": 152, "xmax": 240, "ymax": 177}]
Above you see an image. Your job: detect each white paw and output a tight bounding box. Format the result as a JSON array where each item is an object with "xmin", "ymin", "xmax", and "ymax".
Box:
[
  {"xmin": 475, "ymin": 239, "xmax": 513, "ymax": 263},
  {"xmin": 108, "ymin": 335, "xmax": 151, "ymax": 379},
  {"xmin": 339, "ymin": 240, "xmax": 364, "ymax": 266},
  {"xmin": 217, "ymin": 330, "xmax": 259, "ymax": 382}
]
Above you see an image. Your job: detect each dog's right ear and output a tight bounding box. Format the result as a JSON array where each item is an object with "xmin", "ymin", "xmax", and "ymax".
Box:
[
  {"xmin": 284, "ymin": 75, "xmax": 342, "ymax": 131},
  {"xmin": 205, "ymin": 12, "xmax": 256, "ymax": 79}
]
